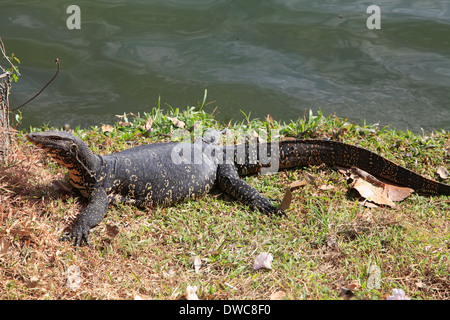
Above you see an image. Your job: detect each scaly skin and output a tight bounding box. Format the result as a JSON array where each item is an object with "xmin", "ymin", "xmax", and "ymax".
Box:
[{"xmin": 27, "ymin": 131, "xmax": 450, "ymax": 246}]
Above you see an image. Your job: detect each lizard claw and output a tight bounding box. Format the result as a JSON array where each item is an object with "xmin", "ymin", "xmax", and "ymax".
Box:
[
  {"xmin": 252, "ymin": 198, "xmax": 286, "ymax": 216},
  {"xmin": 60, "ymin": 226, "xmax": 90, "ymax": 246}
]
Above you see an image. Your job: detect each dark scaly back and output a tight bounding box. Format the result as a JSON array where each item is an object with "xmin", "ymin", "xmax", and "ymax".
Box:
[{"xmin": 278, "ymin": 139, "xmax": 450, "ymax": 195}]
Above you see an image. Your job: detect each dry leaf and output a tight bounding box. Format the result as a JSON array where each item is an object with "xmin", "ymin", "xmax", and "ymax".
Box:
[
  {"xmin": 26, "ymin": 276, "xmax": 40, "ymax": 288},
  {"xmin": 193, "ymin": 256, "xmax": 202, "ymax": 273},
  {"xmin": 51, "ymin": 180, "xmax": 73, "ymax": 193},
  {"xmin": 254, "ymin": 252, "xmax": 273, "ymax": 270},
  {"xmin": 186, "ymin": 285, "xmax": 199, "ymax": 300},
  {"xmin": 289, "ymin": 180, "xmax": 308, "ymax": 189},
  {"xmin": 0, "ymin": 237, "xmax": 9, "ymax": 256},
  {"xmin": 319, "ymin": 184, "xmax": 335, "ymax": 191},
  {"xmin": 279, "ymin": 188, "xmax": 292, "ymax": 211},
  {"xmin": 347, "ymin": 167, "xmax": 413, "ymax": 207},
  {"xmin": 105, "ymin": 225, "xmax": 119, "ymax": 239},
  {"xmin": 352, "ymin": 178, "xmax": 395, "ymax": 207},
  {"xmin": 269, "ymin": 290, "xmax": 286, "ymax": 300},
  {"xmin": 305, "ymin": 173, "xmax": 316, "ymax": 183},
  {"xmin": 415, "ymin": 281, "xmax": 427, "ymax": 289},
  {"xmin": 101, "ymin": 124, "xmax": 114, "ymax": 133},
  {"xmin": 144, "ymin": 117, "xmax": 153, "ymax": 131},
  {"xmin": 167, "ymin": 117, "xmax": 185, "ymax": 128},
  {"xmin": 119, "ymin": 121, "xmax": 131, "ymax": 127},
  {"xmin": 347, "ymin": 280, "xmax": 361, "ymax": 291},
  {"xmin": 436, "ymin": 166, "xmax": 449, "ymax": 179}
]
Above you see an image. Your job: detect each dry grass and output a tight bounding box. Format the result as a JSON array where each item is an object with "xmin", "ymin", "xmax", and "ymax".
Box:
[{"xmin": 0, "ymin": 110, "xmax": 449, "ymax": 300}]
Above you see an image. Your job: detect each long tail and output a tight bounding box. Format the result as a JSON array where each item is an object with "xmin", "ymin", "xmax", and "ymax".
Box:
[{"xmin": 277, "ymin": 139, "xmax": 450, "ymax": 195}]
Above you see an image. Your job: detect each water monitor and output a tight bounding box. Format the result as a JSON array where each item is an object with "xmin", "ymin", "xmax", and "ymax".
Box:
[{"xmin": 26, "ymin": 130, "xmax": 450, "ymax": 246}]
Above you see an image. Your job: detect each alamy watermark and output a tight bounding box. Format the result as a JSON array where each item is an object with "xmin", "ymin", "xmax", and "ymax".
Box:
[
  {"xmin": 66, "ymin": 5, "xmax": 81, "ymax": 30},
  {"xmin": 169, "ymin": 126, "xmax": 280, "ymax": 175},
  {"xmin": 66, "ymin": 5, "xmax": 382, "ymax": 30},
  {"xmin": 366, "ymin": 5, "xmax": 381, "ymax": 30}
]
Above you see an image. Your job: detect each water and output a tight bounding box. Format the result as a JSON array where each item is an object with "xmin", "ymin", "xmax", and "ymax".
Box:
[{"xmin": 1, "ymin": 0, "xmax": 450, "ymax": 131}]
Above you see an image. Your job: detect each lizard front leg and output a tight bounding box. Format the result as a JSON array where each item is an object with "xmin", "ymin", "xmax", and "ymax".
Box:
[
  {"xmin": 216, "ymin": 164, "xmax": 285, "ymax": 216},
  {"xmin": 61, "ymin": 186, "xmax": 109, "ymax": 246}
]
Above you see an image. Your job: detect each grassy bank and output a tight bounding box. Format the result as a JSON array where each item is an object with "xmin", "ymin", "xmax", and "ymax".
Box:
[{"xmin": 0, "ymin": 107, "xmax": 449, "ymax": 300}]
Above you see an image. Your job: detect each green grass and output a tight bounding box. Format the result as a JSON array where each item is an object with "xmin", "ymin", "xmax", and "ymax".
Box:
[{"xmin": 0, "ymin": 106, "xmax": 449, "ymax": 300}]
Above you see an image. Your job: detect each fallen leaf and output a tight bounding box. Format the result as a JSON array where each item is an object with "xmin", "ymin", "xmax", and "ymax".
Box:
[
  {"xmin": 347, "ymin": 167, "xmax": 413, "ymax": 207},
  {"xmin": 0, "ymin": 238, "xmax": 9, "ymax": 256},
  {"xmin": 305, "ymin": 173, "xmax": 316, "ymax": 183},
  {"xmin": 101, "ymin": 124, "xmax": 114, "ymax": 133},
  {"xmin": 26, "ymin": 276, "xmax": 40, "ymax": 288},
  {"xmin": 51, "ymin": 180, "xmax": 73, "ymax": 193},
  {"xmin": 352, "ymin": 178, "xmax": 395, "ymax": 207},
  {"xmin": 119, "ymin": 121, "xmax": 131, "ymax": 127},
  {"xmin": 279, "ymin": 188, "xmax": 292, "ymax": 211},
  {"xmin": 415, "ymin": 281, "xmax": 427, "ymax": 289},
  {"xmin": 289, "ymin": 180, "xmax": 308, "ymax": 189},
  {"xmin": 436, "ymin": 166, "xmax": 449, "ymax": 179},
  {"xmin": 347, "ymin": 280, "xmax": 361, "ymax": 291},
  {"xmin": 254, "ymin": 252, "xmax": 273, "ymax": 270},
  {"xmin": 167, "ymin": 117, "xmax": 185, "ymax": 129},
  {"xmin": 144, "ymin": 117, "xmax": 153, "ymax": 131},
  {"xmin": 269, "ymin": 290, "xmax": 286, "ymax": 300},
  {"xmin": 105, "ymin": 225, "xmax": 119, "ymax": 239},
  {"xmin": 319, "ymin": 184, "xmax": 335, "ymax": 191},
  {"xmin": 193, "ymin": 256, "xmax": 202, "ymax": 274},
  {"xmin": 186, "ymin": 285, "xmax": 199, "ymax": 300}
]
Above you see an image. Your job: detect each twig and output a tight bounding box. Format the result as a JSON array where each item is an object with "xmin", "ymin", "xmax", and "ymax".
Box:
[
  {"xmin": 11, "ymin": 58, "xmax": 60, "ymax": 111},
  {"xmin": 0, "ymin": 37, "xmax": 20, "ymax": 76}
]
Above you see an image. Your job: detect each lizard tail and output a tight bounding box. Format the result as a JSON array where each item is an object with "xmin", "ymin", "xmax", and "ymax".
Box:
[{"xmin": 278, "ymin": 139, "xmax": 450, "ymax": 195}]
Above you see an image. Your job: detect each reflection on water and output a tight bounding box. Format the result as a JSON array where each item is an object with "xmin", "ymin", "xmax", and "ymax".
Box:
[{"xmin": 1, "ymin": 0, "xmax": 449, "ymax": 131}]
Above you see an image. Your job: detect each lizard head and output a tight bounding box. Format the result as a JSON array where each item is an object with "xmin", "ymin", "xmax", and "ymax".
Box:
[
  {"xmin": 27, "ymin": 130, "xmax": 88, "ymax": 165},
  {"xmin": 27, "ymin": 130, "xmax": 102, "ymax": 191}
]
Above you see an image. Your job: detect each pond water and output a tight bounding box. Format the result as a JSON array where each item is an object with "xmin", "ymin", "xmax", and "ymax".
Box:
[{"xmin": 2, "ymin": 0, "xmax": 450, "ymax": 131}]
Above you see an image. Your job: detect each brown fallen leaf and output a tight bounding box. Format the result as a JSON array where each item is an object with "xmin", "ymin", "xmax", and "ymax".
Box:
[
  {"xmin": 101, "ymin": 124, "xmax": 114, "ymax": 133},
  {"xmin": 105, "ymin": 225, "xmax": 119, "ymax": 239},
  {"xmin": 289, "ymin": 180, "xmax": 308, "ymax": 190},
  {"xmin": 0, "ymin": 237, "xmax": 9, "ymax": 256},
  {"xmin": 193, "ymin": 256, "xmax": 202, "ymax": 273},
  {"xmin": 167, "ymin": 117, "xmax": 186, "ymax": 129},
  {"xmin": 436, "ymin": 166, "xmax": 449, "ymax": 179},
  {"xmin": 341, "ymin": 167, "xmax": 413, "ymax": 207},
  {"xmin": 347, "ymin": 280, "xmax": 361, "ymax": 291},
  {"xmin": 119, "ymin": 121, "xmax": 131, "ymax": 127},
  {"xmin": 444, "ymin": 138, "xmax": 450, "ymax": 157},
  {"xmin": 351, "ymin": 178, "xmax": 395, "ymax": 207},
  {"xmin": 144, "ymin": 117, "xmax": 153, "ymax": 131},
  {"xmin": 52, "ymin": 180, "xmax": 73, "ymax": 193},
  {"xmin": 269, "ymin": 290, "xmax": 286, "ymax": 300},
  {"xmin": 319, "ymin": 184, "xmax": 335, "ymax": 191},
  {"xmin": 279, "ymin": 188, "xmax": 292, "ymax": 211},
  {"xmin": 26, "ymin": 276, "xmax": 40, "ymax": 288}
]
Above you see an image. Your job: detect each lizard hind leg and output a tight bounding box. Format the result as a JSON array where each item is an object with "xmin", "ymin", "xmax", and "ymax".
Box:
[{"xmin": 216, "ymin": 164, "xmax": 285, "ymax": 216}]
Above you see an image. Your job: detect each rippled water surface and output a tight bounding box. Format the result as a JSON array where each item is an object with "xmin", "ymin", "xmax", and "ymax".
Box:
[{"xmin": 1, "ymin": 0, "xmax": 450, "ymax": 131}]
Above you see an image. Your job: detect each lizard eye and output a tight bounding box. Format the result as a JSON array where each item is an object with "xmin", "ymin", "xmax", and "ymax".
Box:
[{"xmin": 70, "ymin": 144, "xmax": 77, "ymax": 153}]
